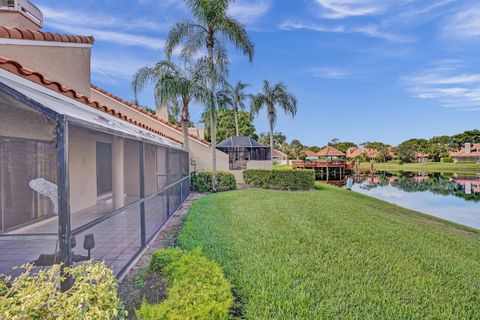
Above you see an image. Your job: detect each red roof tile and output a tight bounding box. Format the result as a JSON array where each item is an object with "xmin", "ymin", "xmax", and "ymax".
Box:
[
  {"xmin": 0, "ymin": 26, "xmax": 94, "ymax": 44},
  {"xmin": 316, "ymin": 146, "xmax": 345, "ymax": 157},
  {"xmin": 0, "ymin": 56, "xmax": 182, "ymax": 145},
  {"xmin": 91, "ymin": 84, "xmax": 211, "ymax": 146}
]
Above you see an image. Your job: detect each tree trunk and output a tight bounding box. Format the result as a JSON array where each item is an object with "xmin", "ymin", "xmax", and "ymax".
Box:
[
  {"xmin": 181, "ymin": 100, "xmax": 190, "ymax": 153},
  {"xmin": 206, "ymin": 31, "xmax": 217, "ymax": 191},
  {"xmin": 234, "ymin": 104, "xmax": 239, "ymax": 136},
  {"xmin": 269, "ymin": 112, "xmax": 274, "ymax": 162},
  {"xmin": 210, "ymin": 100, "xmax": 217, "ymax": 191}
]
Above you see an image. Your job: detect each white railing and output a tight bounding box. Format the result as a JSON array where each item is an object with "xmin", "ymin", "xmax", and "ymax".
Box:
[{"xmin": 0, "ymin": 0, "xmax": 44, "ymax": 27}]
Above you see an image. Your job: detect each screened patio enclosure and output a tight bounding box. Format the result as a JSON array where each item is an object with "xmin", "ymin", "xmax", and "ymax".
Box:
[
  {"xmin": 217, "ymin": 136, "xmax": 271, "ymax": 170},
  {"xmin": 0, "ymin": 71, "xmax": 190, "ymax": 278}
]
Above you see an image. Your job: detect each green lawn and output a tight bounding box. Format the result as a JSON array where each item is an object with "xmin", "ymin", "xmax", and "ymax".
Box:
[
  {"xmin": 179, "ymin": 186, "xmax": 480, "ymax": 319},
  {"xmin": 272, "ymin": 164, "xmax": 293, "ymax": 170},
  {"xmin": 362, "ymin": 162, "xmax": 480, "ymax": 174}
]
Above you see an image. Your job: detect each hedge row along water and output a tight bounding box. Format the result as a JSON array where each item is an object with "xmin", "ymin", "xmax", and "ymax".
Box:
[{"xmin": 243, "ymin": 169, "xmax": 315, "ymax": 190}]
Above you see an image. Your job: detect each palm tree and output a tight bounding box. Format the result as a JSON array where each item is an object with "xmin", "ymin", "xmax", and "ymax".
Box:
[
  {"xmin": 252, "ymin": 80, "xmax": 298, "ymax": 160},
  {"xmin": 132, "ymin": 60, "xmax": 208, "ymax": 152},
  {"xmin": 165, "ymin": 0, "xmax": 254, "ymax": 189},
  {"xmin": 221, "ymin": 81, "xmax": 251, "ymax": 136}
]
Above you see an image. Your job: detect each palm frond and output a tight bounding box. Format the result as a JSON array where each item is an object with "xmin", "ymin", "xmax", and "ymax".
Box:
[
  {"xmin": 218, "ymin": 16, "xmax": 254, "ymax": 62},
  {"xmin": 165, "ymin": 21, "xmax": 203, "ymax": 59}
]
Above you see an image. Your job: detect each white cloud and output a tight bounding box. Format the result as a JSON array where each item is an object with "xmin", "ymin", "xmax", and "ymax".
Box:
[
  {"xmin": 403, "ymin": 64, "xmax": 480, "ymax": 110},
  {"xmin": 91, "ymin": 55, "xmax": 151, "ymax": 83},
  {"xmin": 314, "ymin": 0, "xmax": 387, "ymax": 19},
  {"xmin": 46, "ymin": 22, "xmax": 167, "ymax": 50},
  {"xmin": 228, "ymin": 0, "xmax": 271, "ymax": 25},
  {"xmin": 308, "ymin": 67, "xmax": 350, "ymax": 79},
  {"xmin": 443, "ymin": 4, "xmax": 480, "ymax": 38},
  {"xmin": 280, "ymin": 21, "xmax": 408, "ymax": 42},
  {"xmin": 40, "ymin": 6, "xmax": 171, "ymax": 32}
]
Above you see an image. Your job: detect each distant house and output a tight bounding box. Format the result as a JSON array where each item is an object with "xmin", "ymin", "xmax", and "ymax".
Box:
[
  {"xmin": 450, "ymin": 143, "xmax": 480, "ymax": 163},
  {"xmin": 303, "ymin": 149, "xmax": 319, "ymax": 160},
  {"xmin": 272, "ymin": 149, "xmax": 288, "ymax": 165},
  {"xmin": 414, "ymin": 152, "xmax": 429, "ymax": 163},
  {"xmin": 346, "ymin": 147, "xmax": 395, "ymax": 161}
]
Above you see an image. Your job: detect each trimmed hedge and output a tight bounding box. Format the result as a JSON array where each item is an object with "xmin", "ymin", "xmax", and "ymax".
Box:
[
  {"xmin": 243, "ymin": 169, "xmax": 315, "ymax": 190},
  {"xmin": 191, "ymin": 171, "xmax": 237, "ymax": 193},
  {"xmin": 441, "ymin": 157, "xmax": 454, "ymax": 163},
  {"xmin": 136, "ymin": 248, "xmax": 233, "ymax": 320}
]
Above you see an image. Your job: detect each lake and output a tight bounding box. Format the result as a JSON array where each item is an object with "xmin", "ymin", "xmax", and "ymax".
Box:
[{"xmin": 349, "ymin": 172, "xmax": 480, "ymax": 230}]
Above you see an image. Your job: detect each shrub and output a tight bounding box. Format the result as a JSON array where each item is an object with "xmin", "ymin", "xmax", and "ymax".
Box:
[
  {"xmin": 441, "ymin": 157, "xmax": 454, "ymax": 163},
  {"xmin": 191, "ymin": 171, "xmax": 237, "ymax": 193},
  {"xmin": 136, "ymin": 248, "xmax": 233, "ymax": 320},
  {"xmin": 243, "ymin": 169, "xmax": 315, "ymax": 190},
  {"xmin": 0, "ymin": 262, "xmax": 125, "ymax": 319}
]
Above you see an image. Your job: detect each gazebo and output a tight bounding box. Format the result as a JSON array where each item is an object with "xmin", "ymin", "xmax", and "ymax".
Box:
[
  {"xmin": 217, "ymin": 136, "xmax": 271, "ymax": 170},
  {"xmin": 316, "ymin": 146, "xmax": 346, "ymax": 161}
]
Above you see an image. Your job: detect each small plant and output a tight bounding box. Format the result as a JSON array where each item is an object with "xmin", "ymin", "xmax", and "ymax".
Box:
[
  {"xmin": 191, "ymin": 171, "xmax": 237, "ymax": 192},
  {"xmin": 243, "ymin": 169, "xmax": 315, "ymax": 190},
  {"xmin": 0, "ymin": 262, "xmax": 126, "ymax": 319},
  {"xmin": 134, "ymin": 266, "xmax": 151, "ymax": 289},
  {"xmin": 136, "ymin": 248, "xmax": 233, "ymax": 320}
]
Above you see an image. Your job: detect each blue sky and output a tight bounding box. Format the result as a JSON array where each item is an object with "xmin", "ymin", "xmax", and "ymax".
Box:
[{"xmin": 35, "ymin": 0, "xmax": 480, "ymax": 146}]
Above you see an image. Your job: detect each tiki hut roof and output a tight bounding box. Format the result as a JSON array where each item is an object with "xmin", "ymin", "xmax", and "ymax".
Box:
[{"xmin": 316, "ymin": 146, "xmax": 346, "ymax": 157}]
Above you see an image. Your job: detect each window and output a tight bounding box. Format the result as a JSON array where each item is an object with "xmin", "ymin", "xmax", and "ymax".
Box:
[
  {"xmin": 96, "ymin": 142, "xmax": 112, "ymax": 196},
  {"xmin": 0, "ymin": 137, "xmax": 57, "ymax": 233}
]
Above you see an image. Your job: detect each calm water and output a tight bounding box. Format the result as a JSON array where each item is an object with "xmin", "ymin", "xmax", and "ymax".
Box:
[{"xmin": 349, "ymin": 172, "xmax": 480, "ymax": 230}]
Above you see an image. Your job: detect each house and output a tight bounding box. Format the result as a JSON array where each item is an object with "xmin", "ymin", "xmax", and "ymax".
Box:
[
  {"xmin": 346, "ymin": 147, "xmax": 396, "ymax": 161},
  {"xmin": 272, "ymin": 149, "xmax": 288, "ymax": 165},
  {"xmin": 414, "ymin": 152, "xmax": 429, "ymax": 163},
  {"xmin": 303, "ymin": 149, "xmax": 319, "ymax": 160},
  {"xmin": 450, "ymin": 143, "xmax": 480, "ymax": 163},
  {"xmin": 0, "ymin": 1, "xmax": 229, "ymax": 279}
]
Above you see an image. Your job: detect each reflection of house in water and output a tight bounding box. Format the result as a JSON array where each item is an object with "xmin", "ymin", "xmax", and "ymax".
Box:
[{"xmin": 453, "ymin": 176, "xmax": 480, "ymax": 195}]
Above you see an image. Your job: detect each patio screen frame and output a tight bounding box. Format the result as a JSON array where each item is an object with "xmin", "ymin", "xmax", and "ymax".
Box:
[{"xmin": 0, "ymin": 81, "xmax": 190, "ymax": 278}]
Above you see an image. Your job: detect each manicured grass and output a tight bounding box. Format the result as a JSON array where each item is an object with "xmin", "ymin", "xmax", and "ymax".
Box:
[
  {"xmin": 362, "ymin": 162, "xmax": 480, "ymax": 174},
  {"xmin": 179, "ymin": 186, "xmax": 480, "ymax": 319},
  {"xmin": 272, "ymin": 164, "xmax": 293, "ymax": 170}
]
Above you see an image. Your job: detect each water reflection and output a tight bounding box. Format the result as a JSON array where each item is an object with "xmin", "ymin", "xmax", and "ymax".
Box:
[{"xmin": 349, "ymin": 172, "xmax": 480, "ymax": 229}]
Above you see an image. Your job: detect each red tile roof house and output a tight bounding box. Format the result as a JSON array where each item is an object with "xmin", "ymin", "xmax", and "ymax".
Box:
[
  {"xmin": 272, "ymin": 149, "xmax": 288, "ymax": 165},
  {"xmin": 414, "ymin": 152, "xmax": 429, "ymax": 163},
  {"xmin": 450, "ymin": 143, "xmax": 480, "ymax": 163},
  {"xmin": 0, "ymin": 1, "xmax": 230, "ymax": 279},
  {"xmin": 346, "ymin": 147, "xmax": 396, "ymax": 161}
]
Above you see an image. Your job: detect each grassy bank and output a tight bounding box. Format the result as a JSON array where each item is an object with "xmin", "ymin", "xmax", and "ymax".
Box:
[
  {"xmin": 361, "ymin": 162, "xmax": 480, "ymax": 174},
  {"xmin": 179, "ymin": 186, "xmax": 480, "ymax": 319}
]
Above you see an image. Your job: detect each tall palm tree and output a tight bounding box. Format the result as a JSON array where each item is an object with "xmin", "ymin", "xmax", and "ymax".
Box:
[
  {"xmin": 252, "ymin": 80, "xmax": 298, "ymax": 160},
  {"xmin": 165, "ymin": 0, "xmax": 254, "ymax": 189},
  {"xmin": 221, "ymin": 81, "xmax": 250, "ymax": 136},
  {"xmin": 132, "ymin": 60, "xmax": 208, "ymax": 152}
]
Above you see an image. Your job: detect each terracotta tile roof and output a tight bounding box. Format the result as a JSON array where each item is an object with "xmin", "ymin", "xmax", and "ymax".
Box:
[
  {"xmin": 91, "ymin": 84, "xmax": 211, "ymax": 146},
  {"xmin": 415, "ymin": 152, "xmax": 429, "ymax": 158},
  {"xmin": 316, "ymin": 146, "xmax": 345, "ymax": 157},
  {"xmin": 450, "ymin": 144, "xmax": 480, "ymax": 157},
  {"xmin": 303, "ymin": 150, "xmax": 317, "ymax": 157},
  {"xmin": 0, "ymin": 26, "xmax": 94, "ymax": 44},
  {"xmin": 0, "ymin": 56, "xmax": 182, "ymax": 145},
  {"xmin": 272, "ymin": 149, "xmax": 287, "ymax": 158},
  {"xmin": 346, "ymin": 147, "xmax": 396, "ymax": 159},
  {"xmin": 347, "ymin": 147, "xmax": 375, "ymax": 159}
]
